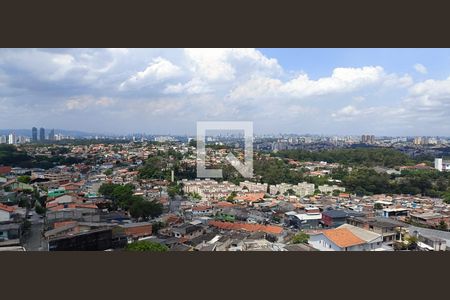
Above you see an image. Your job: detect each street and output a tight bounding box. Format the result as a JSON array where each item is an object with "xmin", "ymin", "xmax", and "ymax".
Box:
[{"xmin": 22, "ymin": 211, "xmax": 45, "ymax": 251}]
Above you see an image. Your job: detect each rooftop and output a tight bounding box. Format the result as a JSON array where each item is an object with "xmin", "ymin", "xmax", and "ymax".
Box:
[{"xmin": 322, "ymin": 228, "xmax": 366, "ymax": 248}]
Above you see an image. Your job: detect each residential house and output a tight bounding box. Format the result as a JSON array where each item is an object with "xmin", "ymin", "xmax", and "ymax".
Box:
[
  {"xmin": 347, "ymin": 216, "xmax": 405, "ymax": 245},
  {"xmin": 309, "ymin": 226, "xmax": 381, "ymax": 251},
  {"xmin": 118, "ymin": 222, "xmax": 152, "ymax": 241},
  {"xmin": 285, "ymin": 208, "xmax": 322, "ymax": 229},
  {"xmin": 321, "ymin": 208, "xmax": 365, "ymax": 228},
  {"xmin": 409, "ymin": 212, "xmax": 449, "ymax": 227},
  {"xmin": 172, "ymin": 223, "xmax": 204, "ymax": 240},
  {"xmin": 0, "ymin": 203, "xmax": 15, "ymax": 222}
]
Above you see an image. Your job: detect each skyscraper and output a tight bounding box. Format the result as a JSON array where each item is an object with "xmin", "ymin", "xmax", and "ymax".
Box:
[
  {"xmin": 40, "ymin": 127, "xmax": 46, "ymax": 141},
  {"xmin": 48, "ymin": 129, "xmax": 55, "ymax": 141},
  {"xmin": 361, "ymin": 134, "xmax": 375, "ymax": 144},
  {"xmin": 8, "ymin": 133, "xmax": 15, "ymax": 145},
  {"xmin": 32, "ymin": 127, "xmax": 38, "ymax": 142}
]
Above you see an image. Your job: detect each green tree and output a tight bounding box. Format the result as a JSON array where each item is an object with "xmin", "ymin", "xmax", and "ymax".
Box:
[
  {"xmin": 35, "ymin": 203, "xmax": 46, "ymax": 215},
  {"xmin": 129, "ymin": 199, "xmax": 163, "ymax": 220},
  {"xmin": 437, "ymin": 220, "xmax": 448, "ymax": 231},
  {"xmin": 126, "ymin": 240, "xmax": 168, "ymax": 252},
  {"xmin": 17, "ymin": 175, "xmax": 31, "ymax": 184},
  {"xmin": 291, "ymin": 232, "xmax": 310, "ymax": 244},
  {"xmin": 188, "ymin": 139, "xmax": 197, "ymax": 148},
  {"xmin": 405, "ymin": 235, "xmax": 418, "ymax": 250},
  {"xmin": 374, "ymin": 203, "xmax": 383, "ymax": 210},
  {"xmin": 226, "ymin": 191, "xmax": 237, "ymax": 202},
  {"xmin": 168, "ymin": 183, "xmax": 182, "ymax": 198},
  {"xmin": 152, "ymin": 222, "xmax": 166, "ymax": 234}
]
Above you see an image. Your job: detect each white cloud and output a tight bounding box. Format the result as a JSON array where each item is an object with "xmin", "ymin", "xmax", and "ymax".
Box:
[
  {"xmin": 414, "ymin": 63, "xmax": 428, "ymax": 74},
  {"xmin": 1, "ymin": 48, "xmax": 448, "ymax": 135},
  {"xmin": 64, "ymin": 96, "xmax": 115, "ymax": 111},
  {"xmin": 183, "ymin": 48, "xmax": 281, "ymax": 82},
  {"xmin": 331, "ymin": 105, "xmax": 362, "ymax": 119},
  {"xmin": 164, "ymin": 78, "xmax": 212, "ymax": 95},
  {"xmin": 119, "ymin": 57, "xmax": 182, "ymax": 91},
  {"xmin": 353, "ymin": 96, "xmax": 365, "ymax": 102},
  {"xmin": 228, "ymin": 66, "xmax": 411, "ymax": 101}
]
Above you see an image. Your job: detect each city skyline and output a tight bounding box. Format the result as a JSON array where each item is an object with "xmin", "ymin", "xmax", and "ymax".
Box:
[{"xmin": 1, "ymin": 48, "xmax": 450, "ymax": 135}]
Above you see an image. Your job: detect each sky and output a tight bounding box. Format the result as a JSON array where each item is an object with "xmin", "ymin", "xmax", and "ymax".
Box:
[{"xmin": 1, "ymin": 48, "xmax": 450, "ymax": 136}]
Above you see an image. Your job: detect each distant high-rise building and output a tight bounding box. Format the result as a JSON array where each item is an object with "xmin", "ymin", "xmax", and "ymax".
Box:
[
  {"xmin": 361, "ymin": 134, "xmax": 375, "ymax": 144},
  {"xmin": 413, "ymin": 137, "xmax": 423, "ymax": 145},
  {"xmin": 0, "ymin": 135, "xmax": 6, "ymax": 144},
  {"xmin": 48, "ymin": 129, "xmax": 55, "ymax": 141},
  {"xmin": 32, "ymin": 127, "xmax": 38, "ymax": 142},
  {"xmin": 39, "ymin": 127, "xmax": 45, "ymax": 141},
  {"xmin": 8, "ymin": 133, "xmax": 15, "ymax": 145}
]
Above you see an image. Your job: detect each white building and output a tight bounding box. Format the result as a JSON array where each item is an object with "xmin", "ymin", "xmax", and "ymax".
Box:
[
  {"xmin": 269, "ymin": 182, "xmax": 315, "ymax": 197},
  {"xmin": 0, "ymin": 204, "xmax": 15, "ymax": 222},
  {"xmin": 239, "ymin": 181, "xmax": 268, "ymax": 193},
  {"xmin": 435, "ymin": 158, "xmax": 450, "ymax": 172},
  {"xmin": 8, "ymin": 133, "xmax": 15, "ymax": 145},
  {"xmin": 308, "ymin": 224, "xmax": 383, "ymax": 251},
  {"xmin": 318, "ymin": 184, "xmax": 345, "ymax": 194}
]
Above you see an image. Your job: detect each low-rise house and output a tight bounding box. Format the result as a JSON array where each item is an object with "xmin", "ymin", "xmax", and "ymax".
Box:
[
  {"xmin": 409, "ymin": 212, "xmax": 449, "ymax": 227},
  {"xmin": 191, "ymin": 205, "xmax": 214, "ymax": 217},
  {"xmin": 172, "ymin": 223, "xmax": 204, "ymax": 240},
  {"xmin": 0, "ymin": 203, "xmax": 15, "ymax": 222},
  {"xmin": 383, "ymin": 208, "xmax": 409, "ymax": 218},
  {"xmin": 208, "ymin": 220, "xmax": 283, "ymax": 236},
  {"xmin": 119, "ymin": 222, "xmax": 152, "ymax": 241},
  {"xmin": 285, "ymin": 209, "xmax": 322, "ymax": 229},
  {"xmin": 46, "ymin": 228, "xmax": 115, "ymax": 251},
  {"xmin": 337, "ymin": 224, "xmax": 384, "ymax": 249},
  {"xmin": 407, "ymin": 225, "xmax": 450, "ymax": 251},
  {"xmin": 321, "ymin": 209, "xmax": 365, "ymax": 228},
  {"xmin": 0, "ymin": 166, "xmax": 12, "ymax": 176},
  {"xmin": 309, "ymin": 225, "xmax": 383, "ymax": 251},
  {"xmin": 234, "ymin": 193, "xmax": 265, "ymax": 205},
  {"xmin": 0, "ymin": 222, "xmax": 21, "ymax": 243},
  {"xmin": 347, "ymin": 216, "xmax": 405, "ymax": 245}
]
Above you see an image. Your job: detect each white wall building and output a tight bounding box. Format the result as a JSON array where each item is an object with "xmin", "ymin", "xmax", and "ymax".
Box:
[
  {"xmin": 8, "ymin": 133, "xmax": 15, "ymax": 145},
  {"xmin": 435, "ymin": 158, "xmax": 450, "ymax": 172}
]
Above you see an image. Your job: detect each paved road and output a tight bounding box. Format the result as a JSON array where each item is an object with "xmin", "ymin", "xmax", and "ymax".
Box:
[{"xmin": 22, "ymin": 211, "xmax": 45, "ymax": 251}]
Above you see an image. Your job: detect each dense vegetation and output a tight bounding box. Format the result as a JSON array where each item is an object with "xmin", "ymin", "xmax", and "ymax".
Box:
[
  {"xmin": 135, "ymin": 146, "xmax": 450, "ymax": 200},
  {"xmin": 0, "ymin": 144, "xmax": 31, "ymax": 165},
  {"xmin": 291, "ymin": 232, "xmax": 310, "ymax": 244},
  {"xmin": 98, "ymin": 183, "xmax": 163, "ymax": 219},
  {"xmin": 273, "ymin": 148, "xmax": 430, "ymax": 168},
  {"xmin": 125, "ymin": 240, "xmax": 168, "ymax": 252},
  {"xmin": 340, "ymin": 167, "xmax": 450, "ymax": 198},
  {"xmin": 0, "ymin": 144, "xmax": 83, "ymax": 169}
]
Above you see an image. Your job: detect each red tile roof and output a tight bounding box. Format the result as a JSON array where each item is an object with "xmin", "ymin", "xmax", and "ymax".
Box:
[
  {"xmin": 215, "ymin": 201, "xmax": 235, "ymax": 208},
  {"xmin": 122, "ymin": 224, "xmax": 152, "ymax": 238},
  {"xmin": 192, "ymin": 205, "xmax": 212, "ymax": 211},
  {"xmin": 235, "ymin": 193, "xmax": 265, "ymax": 202},
  {"xmin": 209, "ymin": 221, "xmax": 283, "ymax": 235},
  {"xmin": 322, "ymin": 228, "xmax": 365, "ymax": 248},
  {"xmin": 0, "ymin": 203, "xmax": 15, "ymax": 213},
  {"xmin": 0, "ymin": 166, "xmax": 12, "ymax": 175}
]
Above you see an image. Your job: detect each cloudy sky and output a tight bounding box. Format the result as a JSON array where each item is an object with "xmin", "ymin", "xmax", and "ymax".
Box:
[{"xmin": 1, "ymin": 48, "xmax": 450, "ymax": 136}]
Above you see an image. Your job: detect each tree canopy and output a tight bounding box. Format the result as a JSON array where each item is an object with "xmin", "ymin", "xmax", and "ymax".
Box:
[{"xmin": 126, "ymin": 240, "xmax": 169, "ymax": 252}]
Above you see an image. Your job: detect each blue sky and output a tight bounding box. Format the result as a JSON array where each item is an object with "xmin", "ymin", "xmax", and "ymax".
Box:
[{"xmin": 1, "ymin": 48, "xmax": 450, "ymax": 136}]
